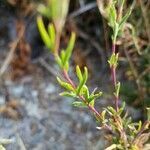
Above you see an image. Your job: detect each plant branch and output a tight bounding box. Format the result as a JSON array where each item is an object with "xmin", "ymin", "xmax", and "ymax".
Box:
[
  {"xmin": 63, "ymin": 69, "xmax": 101, "ymax": 117},
  {"xmin": 111, "ymin": 43, "xmax": 119, "ymax": 111},
  {"xmin": 62, "ymin": 69, "xmax": 112, "ymax": 131}
]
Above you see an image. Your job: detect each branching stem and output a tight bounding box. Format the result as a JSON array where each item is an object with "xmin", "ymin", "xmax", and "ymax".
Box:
[
  {"xmin": 63, "ymin": 70, "xmax": 101, "ymax": 117},
  {"xmin": 62, "ymin": 69, "xmax": 112, "ymax": 131}
]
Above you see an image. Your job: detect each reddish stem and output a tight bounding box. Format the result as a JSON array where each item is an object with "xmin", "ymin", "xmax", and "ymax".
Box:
[
  {"xmin": 111, "ymin": 67, "xmax": 117, "ymax": 86},
  {"xmin": 63, "ymin": 70, "xmax": 76, "ymax": 89},
  {"xmin": 111, "ymin": 43, "xmax": 119, "ymax": 111}
]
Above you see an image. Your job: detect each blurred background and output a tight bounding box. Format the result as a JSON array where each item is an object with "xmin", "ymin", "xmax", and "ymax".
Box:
[{"xmin": 0, "ymin": 0, "xmax": 149, "ymax": 149}]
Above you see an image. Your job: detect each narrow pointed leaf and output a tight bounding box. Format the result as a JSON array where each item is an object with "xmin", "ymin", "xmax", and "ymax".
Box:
[
  {"xmin": 83, "ymin": 67, "xmax": 88, "ymax": 83},
  {"xmin": 72, "ymin": 101, "xmax": 87, "ymax": 108},
  {"xmin": 63, "ymin": 32, "xmax": 76, "ymax": 65},
  {"xmin": 37, "ymin": 16, "xmax": 52, "ymax": 49},
  {"xmin": 88, "ymin": 92, "xmax": 102, "ymax": 103},
  {"xmin": 118, "ymin": 101, "xmax": 125, "ymax": 115},
  {"xmin": 114, "ymin": 82, "xmax": 121, "ymax": 98},
  {"xmin": 55, "ymin": 55, "xmax": 63, "ymax": 68},
  {"xmin": 80, "ymin": 85, "xmax": 89, "ymax": 99},
  {"xmin": 89, "ymin": 99, "xmax": 95, "ymax": 107},
  {"xmin": 60, "ymin": 92, "xmax": 76, "ymax": 98},
  {"xmin": 76, "ymin": 65, "xmax": 83, "ymax": 81},
  {"xmin": 60, "ymin": 50, "xmax": 66, "ymax": 64},
  {"xmin": 76, "ymin": 67, "xmax": 88, "ymax": 94},
  {"xmin": 37, "ymin": 4, "xmax": 51, "ymax": 18},
  {"xmin": 48, "ymin": 23, "xmax": 56, "ymax": 50},
  {"xmin": 57, "ymin": 77, "xmax": 74, "ymax": 91},
  {"xmin": 119, "ymin": 7, "xmax": 132, "ymax": 30}
]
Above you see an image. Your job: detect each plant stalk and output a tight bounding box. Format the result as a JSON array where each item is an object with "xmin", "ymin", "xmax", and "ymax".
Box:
[
  {"xmin": 111, "ymin": 42, "xmax": 119, "ymax": 112},
  {"xmin": 53, "ymin": 31, "xmax": 61, "ymax": 56}
]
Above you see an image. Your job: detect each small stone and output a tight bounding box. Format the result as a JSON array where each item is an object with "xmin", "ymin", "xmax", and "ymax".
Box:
[
  {"xmin": 32, "ymin": 90, "xmax": 38, "ymax": 98},
  {"xmin": 0, "ymin": 96, "xmax": 5, "ymax": 105},
  {"xmin": 45, "ymin": 84, "xmax": 56, "ymax": 94},
  {"xmin": 9, "ymin": 85, "xmax": 24, "ymax": 97}
]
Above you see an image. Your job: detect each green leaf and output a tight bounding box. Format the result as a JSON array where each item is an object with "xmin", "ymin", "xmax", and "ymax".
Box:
[
  {"xmin": 60, "ymin": 92, "xmax": 76, "ymax": 98},
  {"xmin": 57, "ymin": 77, "xmax": 74, "ymax": 91},
  {"xmin": 76, "ymin": 67, "xmax": 88, "ymax": 95},
  {"xmin": 48, "ymin": 23, "xmax": 56, "ymax": 50},
  {"xmin": 60, "ymin": 50, "xmax": 66, "ymax": 64},
  {"xmin": 119, "ymin": 7, "xmax": 132, "ymax": 30},
  {"xmin": 64, "ymin": 61, "xmax": 69, "ymax": 71},
  {"xmin": 114, "ymin": 82, "xmax": 121, "ymax": 98},
  {"xmin": 101, "ymin": 110, "xmax": 107, "ymax": 120},
  {"xmin": 108, "ymin": 53, "xmax": 119, "ymax": 68},
  {"xmin": 89, "ymin": 100, "xmax": 95, "ymax": 107},
  {"xmin": 80, "ymin": 85, "xmax": 89, "ymax": 99},
  {"xmin": 88, "ymin": 92, "xmax": 102, "ymax": 103},
  {"xmin": 63, "ymin": 32, "xmax": 76, "ymax": 66},
  {"xmin": 118, "ymin": 101, "xmax": 125, "ymax": 115},
  {"xmin": 137, "ymin": 121, "xmax": 142, "ymax": 132},
  {"xmin": 72, "ymin": 101, "xmax": 87, "ymax": 108},
  {"xmin": 112, "ymin": 22, "xmax": 119, "ymax": 42},
  {"xmin": 106, "ymin": 106, "xmax": 116, "ymax": 116},
  {"xmin": 37, "ymin": 4, "xmax": 51, "ymax": 18},
  {"xmin": 83, "ymin": 67, "xmax": 88, "ymax": 83},
  {"xmin": 76, "ymin": 65, "xmax": 83, "ymax": 81},
  {"xmin": 37, "ymin": 16, "xmax": 52, "ymax": 49},
  {"xmin": 55, "ymin": 55, "xmax": 63, "ymax": 68},
  {"xmin": 107, "ymin": 2, "xmax": 117, "ymax": 28}
]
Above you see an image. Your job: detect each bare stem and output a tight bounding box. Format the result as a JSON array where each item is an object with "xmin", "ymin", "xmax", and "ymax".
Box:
[{"xmin": 111, "ymin": 43, "xmax": 119, "ymax": 111}]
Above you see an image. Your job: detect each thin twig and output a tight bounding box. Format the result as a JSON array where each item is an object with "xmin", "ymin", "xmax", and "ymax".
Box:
[
  {"xmin": 69, "ymin": 2, "xmax": 97, "ymax": 19},
  {"xmin": 0, "ymin": 19, "xmax": 25, "ymax": 77},
  {"xmin": 0, "ymin": 40, "xmax": 18, "ymax": 77},
  {"xmin": 39, "ymin": 58, "xmax": 59, "ymax": 77}
]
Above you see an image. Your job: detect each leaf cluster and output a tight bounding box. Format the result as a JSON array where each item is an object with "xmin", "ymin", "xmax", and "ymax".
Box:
[
  {"xmin": 37, "ymin": 15, "xmax": 76, "ymax": 71},
  {"xmin": 97, "ymin": 0, "xmax": 133, "ymax": 42},
  {"xmin": 55, "ymin": 32, "xmax": 76, "ymax": 71},
  {"xmin": 37, "ymin": 0, "xmax": 69, "ymax": 33},
  {"xmin": 108, "ymin": 53, "xmax": 119, "ymax": 68},
  {"xmin": 37, "ymin": 16, "xmax": 56, "ymax": 50},
  {"xmin": 101, "ymin": 103, "xmax": 150, "ymax": 149},
  {"xmin": 57, "ymin": 65, "xmax": 102, "ymax": 108}
]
